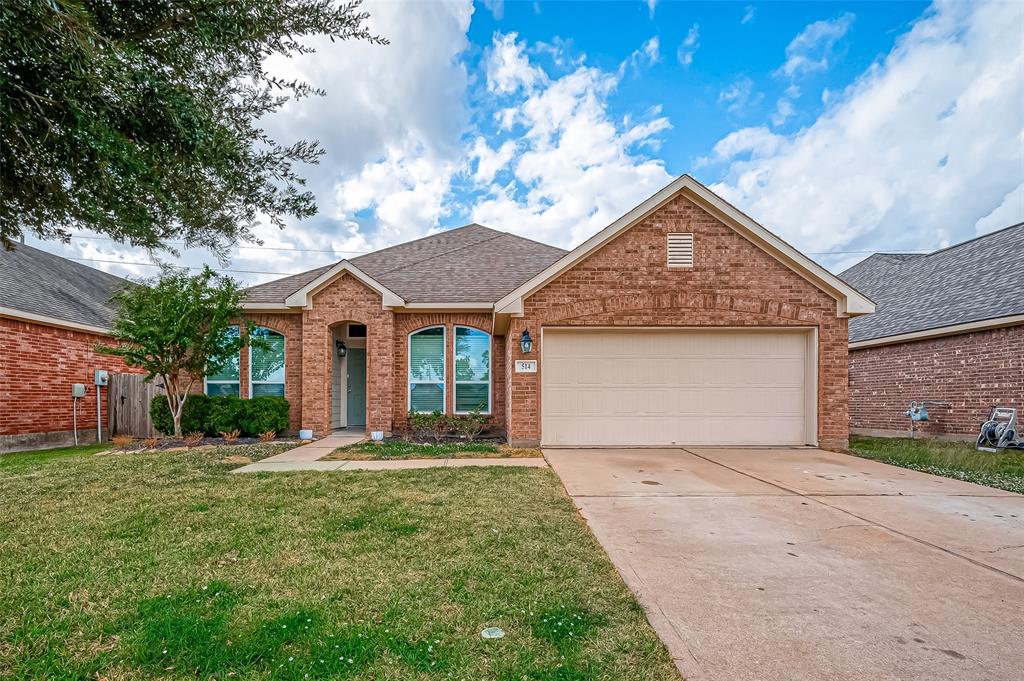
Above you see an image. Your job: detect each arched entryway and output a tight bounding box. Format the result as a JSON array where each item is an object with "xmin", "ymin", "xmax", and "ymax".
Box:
[{"xmin": 330, "ymin": 321, "xmax": 368, "ymax": 431}]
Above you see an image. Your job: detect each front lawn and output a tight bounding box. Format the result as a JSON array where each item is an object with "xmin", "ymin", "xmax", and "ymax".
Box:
[
  {"xmin": 848, "ymin": 435, "xmax": 1024, "ymax": 494},
  {"xmin": 0, "ymin": 444, "xmax": 677, "ymax": 679},
  {"xmin": 324, "ymin": 440, "xmax": 543, "ymax": 461}
]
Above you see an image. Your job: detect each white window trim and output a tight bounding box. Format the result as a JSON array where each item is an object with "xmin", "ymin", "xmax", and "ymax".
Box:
[
  {"xmin": 248, "ymin": 327, "xmax": 286, "ymax": 398},
  {"xmin": 408, "ymin": 325, "xmax": 446, "ymax": 414},
  {"xmin": 205, "ymin": 325, "xmax": 240, "ymax": 397},
  {"xmin": 453, "ymin": 325, "xmax": 491, "ymax": 415}
]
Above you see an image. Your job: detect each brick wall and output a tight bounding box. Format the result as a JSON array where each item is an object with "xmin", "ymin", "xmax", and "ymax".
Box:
[
  {"xmin": 301, "ymin": 273, "xmax": 395, "ymax": 437},
  {"xmin": 506, "ymin": 194, "xmax": 849, "ymax": 449},
  {"xmin": 0, "ymin": 317, "xmax": 143, "ymax": 450},
  {"xmin": 849, "ymin": 325, "xmax": 1024, "ymax": 438}
]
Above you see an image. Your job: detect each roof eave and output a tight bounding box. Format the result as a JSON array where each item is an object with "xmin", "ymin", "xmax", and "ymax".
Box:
[
  {"xmin": 281, "ymin": 260, "xmax": 405, "ymax": 309},
  {"xmin": 849, "ymin": 314, "xmax": 1024, "ymax": 349},
  {"xmin": 0, "ymin": 306, "xmax": 112, "ymax": 335}
]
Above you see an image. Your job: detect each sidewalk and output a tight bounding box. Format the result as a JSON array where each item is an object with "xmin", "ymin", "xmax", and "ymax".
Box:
[{"xmin": 231, "ymin": 431, "xmax": 548, "ymax": 473}]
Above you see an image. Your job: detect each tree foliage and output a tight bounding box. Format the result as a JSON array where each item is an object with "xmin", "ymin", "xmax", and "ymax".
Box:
[
  {"xmin": 98, "ymin": 265, "xmax": 260, "ymax": 436},
  {"xmin": 0, "ymin": 0, "xmax": 385, "ymax": 256}
]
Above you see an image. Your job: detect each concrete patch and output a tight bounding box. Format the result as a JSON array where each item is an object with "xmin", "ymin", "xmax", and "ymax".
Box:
[{"xmin": 547, "ymin": 447, "xmax": 1024, "ymax": 681}]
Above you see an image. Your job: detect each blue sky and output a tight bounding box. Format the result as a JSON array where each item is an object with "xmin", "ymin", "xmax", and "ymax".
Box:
[{"xmin": 32, "ymin": 0, "xmax": 1024, "ymax": 285}]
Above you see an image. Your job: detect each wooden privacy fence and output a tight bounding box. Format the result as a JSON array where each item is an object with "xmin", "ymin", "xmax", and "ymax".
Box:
[{"xmin": 108, "ymin": 373, "xmax": 165, "ymax": 437}]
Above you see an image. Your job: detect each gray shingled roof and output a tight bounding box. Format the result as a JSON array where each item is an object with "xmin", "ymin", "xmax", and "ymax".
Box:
[
  {"xmin": 245, "ymin": 224, "xmax": 567, "ymax": 305},
  {"xmin": 840, "ymin": 223, "xmax": 1024, "ymax": 343},
  {"xmin": 0, "ymin": 243, "xmax": 133, "ymax": 329}
]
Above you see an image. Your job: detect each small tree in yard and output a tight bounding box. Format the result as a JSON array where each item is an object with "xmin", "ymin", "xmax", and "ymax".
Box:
[{"xmin": 99, "ymin": 266, "xmax": 264, "ymax": 437}]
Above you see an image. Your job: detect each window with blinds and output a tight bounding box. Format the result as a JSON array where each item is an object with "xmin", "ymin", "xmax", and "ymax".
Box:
[
  {"xmin": 205, "ymin": 325, "xmax": 240, "ymax": 397},
  {"xmin": 454, "ymin": 326, "xmax": 490, "ymax": 414},
  {"xmin": 667, "ymin": 233, "xmax": 694, "ymax": 267},
  {"xmin": 409, "ymin": 326, "xmax": 445, "ymax": 413},
  {"xmin": 249, "ymin": 327, "xmax": 285, "ymax": 397}
]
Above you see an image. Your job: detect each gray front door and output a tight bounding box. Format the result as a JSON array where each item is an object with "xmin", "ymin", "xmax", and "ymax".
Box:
[{"xmin": 346, "ymin": 348, "xmax": 366, "ymax": 428}]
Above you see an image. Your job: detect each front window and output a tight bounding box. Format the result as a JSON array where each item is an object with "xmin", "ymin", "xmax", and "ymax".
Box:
[
  {"xmin": 205, "ymin": 326, "xmax": 240, "ymax": 397},
  {"xmin": 249, "ymin": 327, "xmax": 286, "ymax": 397},
  {"xmin": 409, "ymin": 326, "xmax": 445, "ymax": 413},
  {"xmin": 454, "ymin": 327, "xmax": 490, "ymax": 414}
]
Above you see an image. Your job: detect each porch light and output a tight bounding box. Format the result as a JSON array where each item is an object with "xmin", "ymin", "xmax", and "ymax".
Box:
[
  {"xmin": 335, "ymin": 339, "xmax": 347, "ymax": 358},
  {"xmin": 519, "ymin": 328, "xmax": 534, "ymax": 354}
]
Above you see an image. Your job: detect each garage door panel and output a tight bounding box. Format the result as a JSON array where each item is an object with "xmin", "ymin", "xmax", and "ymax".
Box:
[{"xmin": 541, "ymin": 329, "xmax": 813, "ymax": 447}]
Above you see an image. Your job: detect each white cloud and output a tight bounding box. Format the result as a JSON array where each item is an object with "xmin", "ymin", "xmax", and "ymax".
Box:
[
  {"xmin": 718, "ymin": 76, "xmax": 761, "ymax": 112},
  {"xmin": 741, "ymin": 5, "xmax": 756, "ymax": 25},
  {"xmin": 647, "ymin": 0, "xmax": 657, "ymax": 19},
  {"xmin": 469, "ymin": 137, "xmax": 517, "ymax": 184},
  {"xmin": 975, "ymin": 183, "xmax": 1024, "ymax": 234},
  {"xmin": 486, "ymin": 32, "xmax": 547, "ymax": 94},
  {"xmin": 622, "ymin": 36, "xmax": 660, "ymax": 76},
  {"xmin": 482, "ymin": 0, "xmax": 504, "ymax": 20},
  {"xmin": 770, "ymin": 97, "xmax": 796, "ymax": 126},
  {"xmin": 472, "ymin": 33, "xmax": 673, "ymax": 247},
  {"xmin": 709, "ymin": 0, "xmax": 1024, "ymax": 267},
  {"xmin": 779, "ymin": 12, "xmax": 855, "ymax": 77},
  {"xmin": 677, "ymin": 24, "xmax": 700, "ymax": 66}
]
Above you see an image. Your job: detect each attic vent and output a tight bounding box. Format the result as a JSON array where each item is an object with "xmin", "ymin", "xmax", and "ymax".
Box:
[{"xmin": 667, "ymin": 233, "xmax": 694, "ymax": 267}]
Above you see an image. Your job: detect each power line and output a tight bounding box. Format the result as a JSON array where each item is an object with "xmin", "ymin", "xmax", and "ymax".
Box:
[
  {"xmin": 68, "ymin": 233, "xmax": 367, "ymax": 256},
  {"xmin": 67, "ymin": 256, "xmax": 299, "ymax": 276}
]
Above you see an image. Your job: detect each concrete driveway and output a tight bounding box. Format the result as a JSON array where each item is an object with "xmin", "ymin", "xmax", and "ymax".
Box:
[{"xmin": 545, "ymin": 447, "xmax": 1024, "ymax": 681}]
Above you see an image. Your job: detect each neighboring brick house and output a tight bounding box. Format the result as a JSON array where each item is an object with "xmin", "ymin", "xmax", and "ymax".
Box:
[
  {"xmin": 0, "ymin": 244, "xmax": 138, "ymax": 452},
  {"xmin": 841, "ymin": 223, "xmax": 1024, "ymax": 440},
  {"xmin": 237, "ymin": 175, "xmax": 873, "ymax": 449}
]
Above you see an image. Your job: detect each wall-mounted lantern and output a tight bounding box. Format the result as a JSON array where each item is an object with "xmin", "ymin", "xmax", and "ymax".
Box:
[
  {"xmin": 519, "ymin": 328, "xmax": 534, "ymax": 354},
  {"xmin": 335, "ymin": 339, "xmax": 348, "ymax": 358}
]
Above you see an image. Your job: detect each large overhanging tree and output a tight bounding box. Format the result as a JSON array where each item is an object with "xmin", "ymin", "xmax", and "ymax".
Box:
[
  {"xmin": 0, "ymin": 1, "xmax": 385, "ymax": 256},
  {"xmin": 98, "ymin": 266, "xmax": 264, "ymax": 437}
]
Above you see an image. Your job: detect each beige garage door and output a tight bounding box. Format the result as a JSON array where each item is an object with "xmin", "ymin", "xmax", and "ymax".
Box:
[{"xmin": 542, "ymin": 328, "xmax": 815, "ymax": 447}]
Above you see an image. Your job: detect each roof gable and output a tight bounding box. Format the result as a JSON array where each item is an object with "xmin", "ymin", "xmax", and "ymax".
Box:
[
  {"xmin": 494, "ymin": 175, "xmax": 875, "ymax": 317},
  {"xmin": 841, "ymin": 222, "xmax": 1024, "ymax": 343},
  {"xmin": 243, "ymin": 224, "xmax": 566, "ymax": 308}
]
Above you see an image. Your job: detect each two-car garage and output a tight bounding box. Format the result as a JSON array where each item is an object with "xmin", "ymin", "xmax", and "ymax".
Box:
[{"xmin": 541, "ymin": 328, "xmax": 818, "ymax": 447}]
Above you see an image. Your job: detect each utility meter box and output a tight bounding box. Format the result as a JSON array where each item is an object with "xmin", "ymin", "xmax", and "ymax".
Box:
[
  {"xmin": 94, "ymin": 370, "xmax": 109, "ymax": 386},
  {"xmin": 72, "ymin": 384, "xmax": 86, "ymax": 398}
]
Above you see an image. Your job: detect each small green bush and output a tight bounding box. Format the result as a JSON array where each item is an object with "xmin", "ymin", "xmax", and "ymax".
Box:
[
  {"xmin": 149, "ymin": 394, "xmax": 209, "ymax": 435},
  {"xmin": 149, "ymin": 394, "xmax": 288, "ymax": 437},
  {"xmin": 408, "ymin": 409, "xmax": 433, "ymax": 440},
  {"xmin": 239, "ymin": 397, "xmax": 289, "ymax": 437},
  {"xmin": 452, "ymin": 409, "xmax": 488, "ymax": 442},
  {"xmin": 205, "ymin": 396, "xmax": 243, "ymax": 436}
]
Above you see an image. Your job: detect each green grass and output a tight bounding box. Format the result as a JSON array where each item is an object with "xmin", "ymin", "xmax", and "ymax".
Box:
[
  {"xmin": 0, "ymin": 444, "xmax": 677, "ymax": 680},
  {"xmin": 325, "ymin": 440, "xmax": 542, "ymax": 461},
  {"xmin": 0, "ymin": 442, "xmax": 113, "ymax": 470},
  {"xmin": 849, "ymin": 435, "xmax": 1024, "ymax": 494}
]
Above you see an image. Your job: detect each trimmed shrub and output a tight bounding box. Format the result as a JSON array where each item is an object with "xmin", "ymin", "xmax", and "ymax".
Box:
[
  {"xmin": 239, "ymin": 397, "xmax": 290, "ymax": 437},
  {"xmin": 149, "ymin": 394, "xmax": 209, "ymax": 435},
  {"xmin": 205, "ymin": 396, "xmax": 243, "ymax": 436},
  {"xmin": 149, "ymin": 394, "xmax": 288, "ymax": 437},
  {"xmin": 452, "ymin": 409, "xmax": 488, "ymax": 442}
]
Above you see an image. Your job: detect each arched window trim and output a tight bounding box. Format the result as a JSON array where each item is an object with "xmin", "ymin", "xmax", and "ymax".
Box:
[
  {"xmin": 248, "ymin": 326, "xmax": 286, "ymax": 398},
  {"xmin": 408, "ymin": 325, "xmax": 447, "ymax": 414},
  {"xmin": 204, "ymin": 325, "xmax": 240, "ymax": 397},
  {"xmin": 454, "ymin": 325, "xmax": 491, "ymax": 415}
]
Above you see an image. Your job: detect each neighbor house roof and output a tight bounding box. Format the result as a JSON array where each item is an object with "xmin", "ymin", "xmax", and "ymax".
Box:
[
  {"xmin": 244, "ymin": 224, "xmax": 567, "ymax": 306},
  {"xmin": 840, "ymin": 222, "xmax": 1024, "ymax": 346},
  {"xmin": 0, "ymin": 243, "xmax": 132, "ymax": 333}
]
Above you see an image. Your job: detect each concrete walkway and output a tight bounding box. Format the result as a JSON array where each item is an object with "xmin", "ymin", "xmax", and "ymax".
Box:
[
  {"xmin": 547, "ymin": 447, "xmax": 1024, "ymax": 681},
  {"xmin": 232, "ymin": 431, "xmax": 548, "ymax": 473}
]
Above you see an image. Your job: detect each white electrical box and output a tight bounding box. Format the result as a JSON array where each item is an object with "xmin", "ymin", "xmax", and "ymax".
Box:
[
  {"xmin": 72, "ymin": 384, "xmax": 86, "ymax": 398},
  {"xmin": 94, "ymin": 370, "xmax": 109, "ymax": 386}
]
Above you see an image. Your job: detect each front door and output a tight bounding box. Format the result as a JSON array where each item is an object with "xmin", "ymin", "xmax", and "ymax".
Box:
[{"xmin": 346, "ymin": 348, "xmax": 366, "ymax": 428}]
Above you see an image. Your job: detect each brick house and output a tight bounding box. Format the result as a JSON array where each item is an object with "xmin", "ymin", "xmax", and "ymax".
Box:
[
  {"xmin": 235, "ymin": 175, "xmax": 872, "ymax": 449},
  {"xmin": 841, "ymin": 223, "xmax": 1024, "ymax": 439},
  {"xmin": 0, "ymin": 244, "xmax": 138, "ymax": 452}
]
